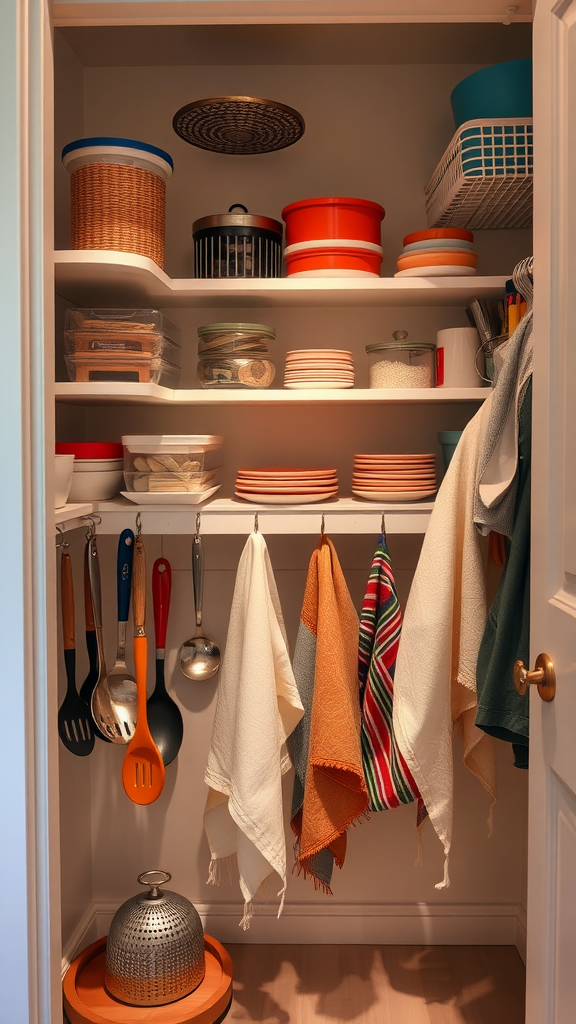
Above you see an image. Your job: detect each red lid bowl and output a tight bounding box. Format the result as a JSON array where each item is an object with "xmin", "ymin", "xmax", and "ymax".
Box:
[
  {"xmin": 403, "ymin": 227, "xmax": 474, "ymax": 246},
  {"xmin": 56, "ymin": 442, "xmax": 123, "ymax": 459}
]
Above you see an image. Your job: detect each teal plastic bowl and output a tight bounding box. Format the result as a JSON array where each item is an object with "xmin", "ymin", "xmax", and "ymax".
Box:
[
  {"xmin": 450, "ymin": 59, "xmax": 532, "ymax": 129},
  {"xmin": 438, "ymin": 431, "xmax": 463, "ymax": 470}
]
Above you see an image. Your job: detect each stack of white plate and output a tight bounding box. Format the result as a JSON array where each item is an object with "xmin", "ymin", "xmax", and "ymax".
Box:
[
  {"xmin": 352, "ymin": 453, "xmax": 437, "ymax": 502},
  {"xmin": 284, "ymin": 349, "xmax": 355, "ymax": 389},
  {"xmin": 235, "ymin": 467, "xmax": 339, "ymax": 504}
]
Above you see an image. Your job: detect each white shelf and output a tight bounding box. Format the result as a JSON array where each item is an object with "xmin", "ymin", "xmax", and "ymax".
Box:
[
  {"xmin": 54, "ymin": 502, "xmax": 95, "ymax": 532},
  {"xmin": 55, "ymin": 382, "xmax": 489, "ymax": 406},
  {"xmin": 54, "ymin": 496, "xmax": 434, "ymax": 535},
  {"xmin": 54, "ymin": 250, "xmax": 508, "ymax": 309}
]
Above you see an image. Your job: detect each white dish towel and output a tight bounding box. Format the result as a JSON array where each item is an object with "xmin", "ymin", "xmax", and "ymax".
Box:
[
  {"xmin": 393, "ymin": 399, "xmax": 497, "ymax": 888},
  {"xmin": 204, "ymin": 531, "xmax": 304, "ymax": 928}
]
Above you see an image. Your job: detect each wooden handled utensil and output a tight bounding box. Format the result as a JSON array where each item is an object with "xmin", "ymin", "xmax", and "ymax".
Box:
[
  {"xmin": 57, "ymin": 549, "xmax": 95, "ymax": 756},
  {"xmin": 122, "ymin": 533, "xmax": 165, "ymax": 804}
]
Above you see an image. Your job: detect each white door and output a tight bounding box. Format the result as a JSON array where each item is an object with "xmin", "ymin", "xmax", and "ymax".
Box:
[{"xmin": 528, "ymin": 3, "xmax": 576, "ymax": 1022}]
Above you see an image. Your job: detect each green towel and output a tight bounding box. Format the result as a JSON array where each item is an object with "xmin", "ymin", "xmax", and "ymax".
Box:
[{"xmin": 475, "ymin": 377, "xmax": 531, "ymax": 768}]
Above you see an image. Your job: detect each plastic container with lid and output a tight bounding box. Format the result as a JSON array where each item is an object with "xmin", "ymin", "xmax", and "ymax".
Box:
[
  {"xmin": 197, "ymin": 322, "xmax": 276, "ymax": 389},
  {"xmin": 282, "ymin": 196, "xmax": 385, "ymax": 246},
  {"xmin": 366, "ymin": 331, "xmax": 436, "ymax": 388},
  {"xmin": 64, "ymin": 308, "xmax": 181, "ymax": 386},
  {"xmin": 122, "ymin": 435, "xmax": 224, "ymax": 494}
]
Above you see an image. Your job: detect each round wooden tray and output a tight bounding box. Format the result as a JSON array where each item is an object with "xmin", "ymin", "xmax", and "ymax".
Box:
[{"xmin": 63, "ymin": 935, "xmax": 233, "ymax": 1024}]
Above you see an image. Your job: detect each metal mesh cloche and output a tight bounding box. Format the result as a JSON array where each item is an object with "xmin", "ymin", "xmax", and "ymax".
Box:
[
  {"xmin": 172, "ymin": 96, "xmax": 305, "ymax": 155},
  {"xmin": 104, "ymin": 870, "xmax": 206, "ymax": 1007}
]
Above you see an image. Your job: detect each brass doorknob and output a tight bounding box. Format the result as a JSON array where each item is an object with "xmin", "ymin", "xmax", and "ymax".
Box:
[{"xmin": 513, "ymin": 653, "xmax": 556, "ymax": 702}]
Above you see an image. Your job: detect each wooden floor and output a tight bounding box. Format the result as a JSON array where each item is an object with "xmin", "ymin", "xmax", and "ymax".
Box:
[{"xmin": 226, "ymin": 945, "xmax": 525, "ymax": 1024}]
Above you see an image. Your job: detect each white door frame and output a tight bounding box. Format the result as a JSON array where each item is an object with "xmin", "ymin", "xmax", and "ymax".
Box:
[{"xmin": 0, "ymin": 1, "xmax": 60, "ymax": 1021}]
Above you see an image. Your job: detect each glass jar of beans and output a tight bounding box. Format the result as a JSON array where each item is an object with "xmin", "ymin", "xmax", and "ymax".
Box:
[{"xmin": 366, "ymin": 331, "xmax": 436, "ymax": 388}]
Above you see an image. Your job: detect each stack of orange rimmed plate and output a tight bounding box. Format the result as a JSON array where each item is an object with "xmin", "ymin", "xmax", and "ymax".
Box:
[
  {"xmin": 284, "ymin": 349, "xmax": 355, "ymax": 389},
  {"xmin": 394, "ymin": 228, "xmax": 477, "ymax": 277},
  {"xmin": 236, "ymin": 467, "xmax": 338, "ymax": 504},
  {"xmin": 352, "ymin": 454, "xmax": 437, "ymax": 502}
]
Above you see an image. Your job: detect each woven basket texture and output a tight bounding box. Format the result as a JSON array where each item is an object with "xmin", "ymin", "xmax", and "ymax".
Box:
[{"xmin": 71, "ymin": 162, "xmax": 166, "ymax": 268}]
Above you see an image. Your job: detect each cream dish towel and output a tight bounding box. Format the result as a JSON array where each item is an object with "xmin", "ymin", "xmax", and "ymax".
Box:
[
  {"xmin": 204, "ymin": 531, "xmax": 304, "ymax": 929},
  {"xmin": 393, "ymin": 400, "xmax": 497, "ymax": 889}
]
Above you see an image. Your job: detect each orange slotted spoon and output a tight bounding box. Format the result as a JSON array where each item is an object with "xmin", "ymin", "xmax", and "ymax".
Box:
[{"xmin": 122, "ymin": 532, "xmax": 165, "ymax": 804}]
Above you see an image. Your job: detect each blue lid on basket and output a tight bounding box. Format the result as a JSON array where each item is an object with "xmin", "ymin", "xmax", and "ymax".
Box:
[{"xmin": 62, "ymin": 137, "xmax": 174, "ymax": 170}]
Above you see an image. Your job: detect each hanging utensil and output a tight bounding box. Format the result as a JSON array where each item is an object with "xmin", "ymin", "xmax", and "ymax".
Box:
[
  {"xmin": 57, "ymin": 547, "xmax": 95, "ymax": 757},
  {"xmin": 178, "ymin": 529, "xmax": 220, "ymax": 681},
  {"xmin": 89, "ymin": 534, "xmax": 137, "ymax": 743},
  {"xmin": 99, "ymin": 528, "xmax": 139, "ymax": 742},
  {"xmin": 122, "ymin": 533, "xmax": 165, "ymax": 804},
  {"xmin": 147, "ymin": 558, "xmax": 183, "ymax": 766},
  {"xmin": 79, "ymin": 538, "xmax": 110, "ymax": 742}
]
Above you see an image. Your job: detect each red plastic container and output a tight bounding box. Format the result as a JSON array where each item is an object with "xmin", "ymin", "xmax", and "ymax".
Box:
[
  {"xmin": 56, "ymin": 442, "xmax": 123, "ymax": 459},
  {"xmin": 285, "ymin": 245, "xmax": 382, "ymax": 277},
  {"xmin": 282, "ymin": 197, "xmax": 385, "ymax": 247}
]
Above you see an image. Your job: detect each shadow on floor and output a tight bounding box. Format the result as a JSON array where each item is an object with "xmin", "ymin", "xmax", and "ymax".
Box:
[{"xmin": 226, "ymin": 943, "xmax": 526, "ymax": 1024}]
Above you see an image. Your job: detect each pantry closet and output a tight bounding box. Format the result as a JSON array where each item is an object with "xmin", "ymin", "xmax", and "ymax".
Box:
[
  {"xmin": 14, "ymin": 1, "xmax": 576, "ymax": 1023},
  {"xmin": 53, "ymin": 6, "xmax": 532, "ymax": 960}
]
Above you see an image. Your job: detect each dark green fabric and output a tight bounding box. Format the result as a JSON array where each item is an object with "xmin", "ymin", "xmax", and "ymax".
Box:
[{"xmin": 475, "ymin": 377, "xmax": 532, "ymax": 769}]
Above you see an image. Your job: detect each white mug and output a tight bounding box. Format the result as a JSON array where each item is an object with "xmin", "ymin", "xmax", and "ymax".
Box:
[{"xmin": 436, "ymin": 327, "xmax": 483, "ymax": 387}]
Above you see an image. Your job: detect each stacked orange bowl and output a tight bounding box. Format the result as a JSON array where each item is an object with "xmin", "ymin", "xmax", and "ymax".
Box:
[
  {"xmin": 352, "ymin": 453, "xmax": 437, "ymax": 502},
  {"xmin": 235, "ymin": 466, "xmax": 339, "ymax": 504},
  {"xmin": 394, "ymin": 228, "xmax": 477, "ymax": 277}
]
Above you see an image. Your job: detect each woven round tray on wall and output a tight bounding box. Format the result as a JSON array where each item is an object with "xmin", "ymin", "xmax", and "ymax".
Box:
[
  {"xmin": 172, "ymin": 96, "xmax": 305, "ymax": 155},
  {"xmin": 70, "ymin": 163, "xmax": 166, "ymax": 269},
  {"xmin": 63, "ymin": 935, "xmax": 233, "ymax": 1024}
]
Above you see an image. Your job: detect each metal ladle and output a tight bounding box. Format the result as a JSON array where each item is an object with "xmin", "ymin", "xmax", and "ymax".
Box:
[{"xmin": 178, "ymin": 523, "xmax": 220, "ymax": 681}]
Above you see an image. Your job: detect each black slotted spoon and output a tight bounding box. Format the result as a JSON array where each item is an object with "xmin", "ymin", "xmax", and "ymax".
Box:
[
  {"xmin": 57, "ymin": 547, "xmax": 95, "ymax": 756},
  {"xmin": 147, "ymin": 557, "xmax": 183, "ymax": 766},
  {"xmin": 79, "ymin": 538, "xmax": 110, "ymax": 742}
]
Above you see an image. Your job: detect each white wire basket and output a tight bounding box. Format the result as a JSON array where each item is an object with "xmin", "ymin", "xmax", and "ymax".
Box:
[{"xmin": 425, "ymin": 118, "xmax": 533, "ymax": 229}]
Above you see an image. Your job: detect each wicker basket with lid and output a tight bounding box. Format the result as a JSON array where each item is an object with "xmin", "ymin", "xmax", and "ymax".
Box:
[{"xmin": 62, "ymin": 137, "xmax": 173, "ymax": 269}]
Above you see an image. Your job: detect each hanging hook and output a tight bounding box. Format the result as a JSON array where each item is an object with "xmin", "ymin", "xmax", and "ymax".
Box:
[
  {"xmin": 195, "ymin": 512, "xmax": 201, "ymax": 537},
  {"xmin": 83, "ymin": 514, "xmax": 101, "ymax": 540},
  {"xmin": 56, "ymin": 524, "xmax": 69, "ymax": 549},
  {"xmin": 320, "ymin": 513, "xmax": 325, "ymax": 536},
  {"xmin": 135, "ymin": 512, "xmax": 142, "ymax": 537},
  {"xmin": 254, "ymin": 513, "xmax": 259, "ymax": 533}
]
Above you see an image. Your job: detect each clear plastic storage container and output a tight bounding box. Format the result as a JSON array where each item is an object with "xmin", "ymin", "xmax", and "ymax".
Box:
[
  {"xmin": 366, "ymin": 331, "xmax": 436, "ymax": 388},
  {"xmin": 197, "ymin": 322, "xmax": 276, "ymax": 389},
  {"xmin": 64, "ymin": 308, "xmax": 181, "ymax": 385},
  {"xmin": 122, "ymin": 435, "xmax": 224, "ymax": 494}
]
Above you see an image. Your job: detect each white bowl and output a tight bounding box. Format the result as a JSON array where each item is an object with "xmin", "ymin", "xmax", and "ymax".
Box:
[
  {"xmin": 72, "ymin": 458, "xmax": 124, "ymax": 473},
  {"xmin": 68, "ymin": 469, "xmax": 124, "ymax": 501},
  {"xmin": 55, "ymin": 454, "xmax": 75, "ymax": 509}
]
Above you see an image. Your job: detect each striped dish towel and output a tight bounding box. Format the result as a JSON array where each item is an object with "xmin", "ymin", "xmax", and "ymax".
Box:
[{"xmin": 359, "ymin": 533, "xmax": 427, "ymax": 825}]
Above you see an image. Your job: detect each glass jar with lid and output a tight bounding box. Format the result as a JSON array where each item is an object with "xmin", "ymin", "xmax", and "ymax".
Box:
[
  {"xmin": 197, "ymin": 322, "xmax": 276, "ymax": 389},
  {"xmin": 366, "ymin": 330, "xmax": 436, "ymax": 388}
]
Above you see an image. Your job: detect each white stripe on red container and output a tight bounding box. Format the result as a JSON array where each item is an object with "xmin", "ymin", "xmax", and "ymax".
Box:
[{"xmin": 284, "ymin": 238, "xmax": 383, "ymax": 255}]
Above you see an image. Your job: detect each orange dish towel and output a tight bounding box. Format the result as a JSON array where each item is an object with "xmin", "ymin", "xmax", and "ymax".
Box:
[{"xmin": 289, "ymin": 536, "xmax": 369, "ymax": 892}]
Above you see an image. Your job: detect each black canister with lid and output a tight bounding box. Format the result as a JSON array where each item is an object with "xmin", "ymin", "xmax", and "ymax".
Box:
[{"xmin": 192, "ymin": 204, "xmax": 283, "ymax": 278}]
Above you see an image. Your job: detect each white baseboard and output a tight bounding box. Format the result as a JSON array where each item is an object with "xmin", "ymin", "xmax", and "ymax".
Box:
[{"xmin": 62, "ymin": 899, "xmax": 526, "ymax": 977}]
